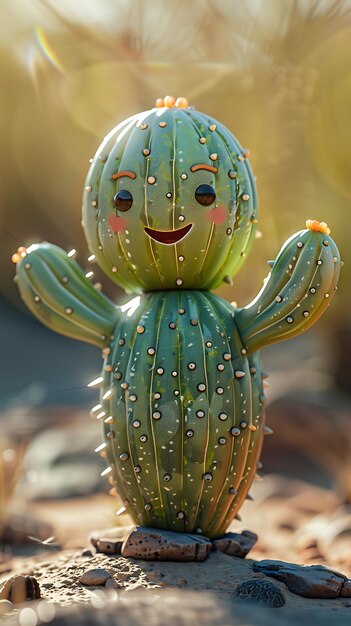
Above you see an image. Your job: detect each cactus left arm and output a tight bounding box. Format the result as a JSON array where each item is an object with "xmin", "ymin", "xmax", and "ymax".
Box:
[
  {"xmin": 236, "ymin": 222, "xmax": 341, "ymax": 354},
  {"xmin": 14, "ymin": 243, "xmax": 119, "ymax": 348}
]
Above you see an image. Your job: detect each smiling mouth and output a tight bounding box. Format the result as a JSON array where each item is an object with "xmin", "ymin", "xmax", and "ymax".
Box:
[{"xmin": 144, "ymin": 223, "xmax": 193, "ymax": 245}]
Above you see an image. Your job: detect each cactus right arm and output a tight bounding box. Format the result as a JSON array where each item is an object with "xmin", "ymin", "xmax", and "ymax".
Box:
[{"xmin": 14, "ymin": 243, "xmax": 119, "ymax": 348}]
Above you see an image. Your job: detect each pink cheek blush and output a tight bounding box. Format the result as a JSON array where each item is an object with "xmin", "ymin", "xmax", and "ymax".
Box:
[
  {"xmin": 108, "ymin": 214, "xmax": 128, "ymax": 233},
  {"xmin": 207, "ymin": 205, "xmax": 227, "ymax": 225}
]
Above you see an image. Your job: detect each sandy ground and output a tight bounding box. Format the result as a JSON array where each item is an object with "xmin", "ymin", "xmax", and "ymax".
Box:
[{"xmin": 1, "ymin": 475, "xmax": 351, "ymax": 624}]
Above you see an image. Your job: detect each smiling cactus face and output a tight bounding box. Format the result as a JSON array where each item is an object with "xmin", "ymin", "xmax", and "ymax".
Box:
[{"xmin": 82, "ymin": 97, "xmax": 257, "ymax": 292}]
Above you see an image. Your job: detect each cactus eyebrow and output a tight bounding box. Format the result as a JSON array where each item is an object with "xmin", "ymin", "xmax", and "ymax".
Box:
[
  {"xmin": 190, "ymin": 163, "xmax": 218, "ymax": 174},
  {"xmin": 111, "ymin": 171, "xmax": 137, "ymax": 180}
]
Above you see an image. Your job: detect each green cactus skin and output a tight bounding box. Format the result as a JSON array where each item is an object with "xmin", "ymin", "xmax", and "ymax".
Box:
[
  {"xmin": 14, "ymin": 99, "xmax": 341, "ymax": 539},
  {"xmin": 82, "ymin": 107, "xmax": 257, "ymax": 292}
]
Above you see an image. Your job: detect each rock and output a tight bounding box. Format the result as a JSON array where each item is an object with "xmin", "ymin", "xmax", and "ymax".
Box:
[
  {"xmin": 105, "ymin": 578, "xmax": 120, "ymax": 590},
  {"xmin": 121, "ymin": 527, "xmax": 211, "ymax": 561},
  {"xmin": 81, "ymin": 549, "xmax": 93, "ymax": 557},
  {"xmin": 253, "ymin": 560, "xmax": 348, "ymax": 598},
  {"xmin": 341, "ymin": 581, "xmax": 351, "ymax": 597},
  {"xmin": 96, "ymin": 538, "xmax": 123, "ymax": 555},
  {"xmin": 79, "ymin": 568, "xmax": 111, "ymax": 586},
  {"xmin": 212, "ymin": 530, "xmax": 257, "ymax": 558},
  {"xmin": 0, "ymin": 600, "xmax": 13, "ymax": 616},
  {"xmin": 0, "ymin": 575, "xmax": 41, "ymax": 603},
  {"xmin": 234, "ymin": 579, "xmax": 285, "ymax": 608}
]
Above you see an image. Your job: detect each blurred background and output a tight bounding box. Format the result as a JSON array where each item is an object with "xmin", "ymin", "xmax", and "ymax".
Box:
[{"xmin": 1, "ymin": 0, "xmax": 351, "ymax": 565}]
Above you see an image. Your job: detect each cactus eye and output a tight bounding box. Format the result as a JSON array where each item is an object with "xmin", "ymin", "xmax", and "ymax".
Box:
[
  {"xmin": 195, "ymin": 184, "xmax": 216, "ymax": 206},
  {"xmin": 113, "ymin": 190, "xmax": 133, "ymax": 212}
]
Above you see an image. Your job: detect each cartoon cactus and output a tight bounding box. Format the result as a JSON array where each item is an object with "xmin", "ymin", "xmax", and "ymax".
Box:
[{"xmin": 13, "ymin": 97, "xmax": 341, "ymax": 538}]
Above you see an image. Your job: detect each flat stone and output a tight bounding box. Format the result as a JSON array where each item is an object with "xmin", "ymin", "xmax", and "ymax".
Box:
[
  {"xmin": 96, "ymin": 538, "xmax": 123, "ymax": 555},
  {"xmin": 254, "ymin": 559, "xmax": 348, "ymax": 598},
  {"xmin": 121, "ymin": 527, "xmax": 211, "ymax": 561},
  {"xmin": 79, "ymin": 568, "xmax": 111, "ymax": 586},
  {"xmin": 341, "ymin": 581, "xmax": 351, "ymax": 597},
  {"xmin": 212, "ymin": 530, "xmax": 257, "ymax": 558},
  {"xmin": 105, "ymin": 578, "xmax": 120, "ymax": 590}
]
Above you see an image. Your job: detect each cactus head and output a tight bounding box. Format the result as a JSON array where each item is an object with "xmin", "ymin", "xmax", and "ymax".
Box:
[{"xmin": 83, "ymin": 96, "xmax": 257, "ymax": 293}]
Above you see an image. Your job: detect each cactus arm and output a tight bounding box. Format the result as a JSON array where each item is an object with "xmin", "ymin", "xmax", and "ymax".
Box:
[
  {"xmin": 236, "ymin": 223, "xmax": 341, "ymax": 354},
  {"xmin": 14, "ymin": 243, "xmax": 119, "ymax": 348}
]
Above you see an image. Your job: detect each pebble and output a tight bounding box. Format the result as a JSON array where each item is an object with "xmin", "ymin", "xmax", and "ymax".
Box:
[
  {"xmin": 79, "ymin": 568, "xmax": 112, "ymax": 586},
  {"xmin": 105, "ymin": 578, "xmax": 120, "ymax": 589},
  {"xmin": 212, "ymin": 530, "xmax": 257, "ymax": 558},
  {"xmin": 81, "ymin": 549, "xmax": 93, "ymax": 557},
  {"xmin": 0, "ymin": 600, "xmax": 13, "ymax": 616}
]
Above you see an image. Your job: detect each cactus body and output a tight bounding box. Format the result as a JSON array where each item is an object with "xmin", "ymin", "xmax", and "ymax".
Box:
[
  {"xmin": 99, "ymin": 290, "xmax": 264, "ymax": 538},
  {"xmin": 13, "ymin": 97, "xmax": 341, "ymax": 539}
]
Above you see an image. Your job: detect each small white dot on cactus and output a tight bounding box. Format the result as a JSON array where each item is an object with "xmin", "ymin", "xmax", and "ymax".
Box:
[
  {"xmin": 140, "ymin": 435, "xmax": 148, "ymax": 442},
  {"xmin": 230, "ymin": 427, "xmax": 241, "ymax": 436},
  {"xmin": 111, "ymin": 266, "xmax": 118, "ymax": 273},
  {"xmin": 86, "ymin": 185, "xmax": 92, "ymax": 192},
  {"xmin": 216, "ymin": 387, "xmax": 224, "ymax": 394},
  {"xmin": 144, "ymin": 503, "xmax": 152, "ymax": 511},
  {"xmin": 303, "ymin": 311, "xmax": 310, "ymax": 317},
  {"xmin": 190, "ymin": 319, "xmax": 198, "ymax": 326},
  {"xmin": 96, "ymin": 411, "xmax": 105, "ymax": 420},
  {"xmin": 219, "ymin": 412, "xmax": 228, "ymax": 421},
  {"xmin": 241, "ymin": 348, "xmax": 247, "ymax": 355},
  {"xmin": 178, "ymin": 215, "xmax": 185, "ymax": 222},
  {"xmin": 228, "ymin": 170, "xmax": 237, "ymax": 179},
  {"xmin": 286, "ymin": 316, "xmax": 294, "ymax": 324},
  {"xmin": 218, "ymin": 437, "xmax": 227, "ymax": 445},
  {"xmin": 174, "ymin": 390, "xmax": 180, "ymax": 396},
  {"xmin": 163, "ymin": 473, "xmax": 171, "ymax": 481},
  {"xmin": 133, "ymin": 420, "xmax": 141, "ymax": 428},
  {"xmin": 61, "ymin": 276, "xmax": 69, "ymax": 284},
  {"xmin": 98, "ymin": 245, "xmax": 103, "ymax": 250},
  {"xmin": 89, "ymin": 158, "xmax": 93, "ymax": 163},
  {"xmin": 119, "ymin": 452, "xmax": 129, "ymax": 461},
  {"xmin": 176, "ymin": 278, "xmax": 183, "ymax": 286},
  {"xmin": 147, "ymin": 347, "xmax": 156, "ymax": 355},
  {"xmin": 206, "ymin": 341, "xmax": 213, "ymax": 348},
  {"xmin": 234, "ymin": 370, "xmax": 245, "ymax": 379},
  {"xmin": 242, "ymin": 193, "xmax": 250, "ymax": 201},
  {"xmin": 169, "ymin": 322, "xmax": 176, "ymax": 329},
  {"xmin": 90, "ymin": 403, "xmax": 102, "ymax": 415},
  {"xmin": 87, "ymin": 376, "xmax": 103, "ymax": 388},
  {"xmin": 275, "ymin": 295, "xmax": 283, "ymax": 303},
  {"xmin": 210, "ymin": 153, "xmax": 218, "ymax": 161},
  {"xmin": 196, "ymin": 410, "xmax": 205, "ymax": 418},
  {"xmin": 176, "ymin": 511, "xmax": 185, "ymax": 519},
  {"xmin": 223, "ymin": 352, "xmax": 231, "ymax": 361},
  {"xmin": 129, "ymin": 394, "xmax": 137, "ymax": 402},
  {"xmin": 136, "ymin": 325, "xmax": 145, "ymax": 334},
  {"xmin": 310, "ymin": 287, "xmax": 316, "ymax": 293},
  {"xmin": 237, "ymin": 154, "xmax": 244, "ymax": 161},
  {"xmin": 317, "ymin": 259, "xmax": 323, "ymax": 265},
  {"xmin": 325, "ymin": 293, "xmax": 330, "ymax": 298},
  {"xmin": 203, "ymin": 473, "xmax": 213, "ymax": 482},
  {"xmin": 85, "ymin": 271, "xmax": 94, "ymax": 279},
  {"xmin": 240, "ymin": 421, "xmax": 248, "ymax": 428},
  {"xmin": 67, "ymin": 248, "xmax": 77, "ymax": 258},
  {"xmin": 297, "ymin": 241, "xmax": 304, "ymax": 248},
  {"xmin": 186, "ymin": 429, "xmax": 194, "ymax": 438},
  {"xmin": 178, "ymin": 255, "xmax": 185, "ymax": 262},
  {"xmin": 101, "ymin": 467, "xmax": 112, "ymax": 476},
  {"xmin": 229, "ymin": 487, "xmax": 237, "ymax": 494},
  {"xmin": 180, "ymin": 173, "xmax": 188, "ymax": 180},
  {"xmin": 154, "ymin": 392, "xmax": 161, "ymax": 399},
  {"xmin": 166, "ymin": 192, "xmax": 172, "ymax": 198},
  {"xmin": 119, "ymin": 338, "xmax": 125, "ymax": 346},
  {"xmin": 199, "ymin": 137, "xmax": 206, "ymax": 144},
  {"xmin": 94, "ymin": 443, "xmax": 106, "ymax": 453},
  {"xmin": 179, "ymin": 308, "xmax": 185, "ymax": 315},
  {"xmin": 92, "ymin": 200, "xmax": 97, "ymax": 207},
  {"xmin": 197, "ymin": 383, "xmax": 206, "ymax": 392},
  {"xmin": 140, "ymin": 122, "xmax": 148, "ymax": 129},
  {"xmin": 217, "ymin": 364, "xmax": 225, "ymax": 371},
  {"xmin": 143, "ymin": 148, "xmax": 150, "ymax": 156},
  {"xmin": 226, "ymin": 228, "xmax": 232, "ymax": 235},
  {"xmin": 102, "ymin": 389, "xmax": 113, "ymax": 400},
  {"xmin": 188, "ymin": 362, "xmax": 196, "ymax": 370},
  {"xmin": 105, "ymin": 415, "xmax": 115, "ymax": 424},
  {"xmin": 157, "ymin": 367, "xmax": 164, "ymax": 375},
  {"xmin": 159, "ymin": 121, "xmax": 167, "ymax": 127},
  {"xmin": 147, "ymin": 176, "xmax": 156, "ymax": 184},
  {"xmin": 152, "ymin": 411, "xmax": 162, "ymax": 420},
  {"xmin": 171, "ymin": 371, "xmax": 178, "ymax": 377},
  {"xmin": 24, "ymin": 262, "xmax": 31, "ymax": 270},
  {"xmin": 134, "ymin": 465, "xmax": 142, "ymax": 473}
]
